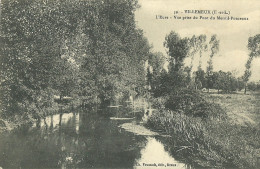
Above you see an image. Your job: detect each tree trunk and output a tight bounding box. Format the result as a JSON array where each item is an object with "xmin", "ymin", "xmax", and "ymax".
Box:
[
  {"xmin": 244, "ymin": 82, "xmax": 247, "ymax": 94},
  {"xmin": 59, "ymin": 112, "xmax": 63, "ymax": 126}
]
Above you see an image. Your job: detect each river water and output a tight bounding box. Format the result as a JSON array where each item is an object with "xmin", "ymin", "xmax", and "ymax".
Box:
[{"xmin": 0, "ymin": 109, "xmax": 194, "ymax": 169}]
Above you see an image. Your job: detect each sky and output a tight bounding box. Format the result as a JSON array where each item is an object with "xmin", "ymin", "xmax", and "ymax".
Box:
[{"xmin": 135, "ymin": 0, "xmax": 260, "ymax": 81}]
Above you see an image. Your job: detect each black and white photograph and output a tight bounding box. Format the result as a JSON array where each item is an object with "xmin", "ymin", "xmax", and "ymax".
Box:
[{"xmin": 0, "ymin": 0, "xmax": 260, "ymax": 168}]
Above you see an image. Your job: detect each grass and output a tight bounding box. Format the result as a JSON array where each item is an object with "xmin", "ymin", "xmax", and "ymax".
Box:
[
  {"xmin": 146, "ymin": 90, "xmax": 260, "ymax": 168},
  {"xmin": 203, "ymin": 90, "xmax": 260, "ymax": 126}
]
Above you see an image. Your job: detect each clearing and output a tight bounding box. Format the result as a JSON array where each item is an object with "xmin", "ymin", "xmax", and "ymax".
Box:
[{"xmin": 204, "ymin": 90, "xmax": 260, "ymax": 126}]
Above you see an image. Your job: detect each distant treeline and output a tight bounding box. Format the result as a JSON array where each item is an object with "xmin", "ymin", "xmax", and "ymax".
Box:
[
  {"xmin": 146, "ymin": 31, "xmax": 260, "ymax": 97},
  {"xmin": 149, "ymin": 68, "xmax": 260, "ymax": 97}
]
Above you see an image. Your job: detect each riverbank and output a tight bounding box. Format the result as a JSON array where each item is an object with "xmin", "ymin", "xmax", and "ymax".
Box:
[
  {"xmin": 0, "ymin": 114, "xmax": 35, "ymax": 133},
  {"xmin": 146, "ymin": 93, "xmax": 260, "ymax": 169},
  {"xmin": 0, "ymin": 103, "xmax": 76, "ymax": 133},
  {"xmin": 147, "ymin": 110, "xmax": 260, "ymax": 168}
]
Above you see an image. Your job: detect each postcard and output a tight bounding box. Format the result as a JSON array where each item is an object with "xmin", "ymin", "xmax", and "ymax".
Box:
[{"xmin": 0, "ymin": 0, "xmax": 259, "ymax": 169}]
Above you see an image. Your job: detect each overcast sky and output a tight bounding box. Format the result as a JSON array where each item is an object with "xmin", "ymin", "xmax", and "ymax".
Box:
[{"xmin": 135, "ymin": 0, "xmax": 260, "ymax": 81}]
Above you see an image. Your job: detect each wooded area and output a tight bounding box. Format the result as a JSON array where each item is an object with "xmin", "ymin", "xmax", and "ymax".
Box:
[{"xmin": 0, "ymin": 0, "xmax": 152, "ymax": 120}]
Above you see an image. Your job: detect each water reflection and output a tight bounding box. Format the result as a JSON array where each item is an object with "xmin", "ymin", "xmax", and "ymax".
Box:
[
  {"xmin": 0, "ymin": 112, "xmax": 144, "ymax": 169},
  {"xmin": 0, "ymin": 111, "xmax": 191, "ymax": 169},
  {"xmin": 134, "ymin": 137, "xmax": 188, "ymax": 169}
]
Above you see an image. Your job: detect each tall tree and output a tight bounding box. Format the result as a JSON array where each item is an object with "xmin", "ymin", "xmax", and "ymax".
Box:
[
  {"xmin": 206, "ymin": 35, "xmax": 219, "ymax": 92},
  {"xmin": 163, "ymin": 31, "xmax": 190, "ymax": 91},
  {"xmin": 243, "ymin": 34, "xmax": 260, "ymax": 94},
  {"xmin": 197, "ymin": 34, "xmax": 208, "ymax": 70},
  {"xmin": 187, "ymin": 35, "xmax": 199, "ymax": 85},
  {"xmin": 164, "ymin": 31, "xmax": 190, "ymax": 72},
  {"xmin": 193, "ymin": 35, "xmax": 207, "ymax": 90},
  {"xmin": 147, "ymin": 52, "xmax": 165, "ymax": 95}
]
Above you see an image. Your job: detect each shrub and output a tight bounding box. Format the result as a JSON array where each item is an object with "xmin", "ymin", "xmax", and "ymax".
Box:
[
  {"xmin": 165, "ymin": 88, "xmax": 226, "ymax": 119},
  {"xmin": 150, "ymin": 97, "xmax": 167, "ymax": 110}
]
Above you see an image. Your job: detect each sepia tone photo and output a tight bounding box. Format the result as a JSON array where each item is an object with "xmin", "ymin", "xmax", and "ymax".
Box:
[{"xmin": 0, "ymin": 0, "xmax": 260, "ymax": 168}]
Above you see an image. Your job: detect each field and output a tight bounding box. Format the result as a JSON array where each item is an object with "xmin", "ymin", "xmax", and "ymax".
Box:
[{"xmin": 204, "ymin": 90, "xmax": 260, "ymax": 127}]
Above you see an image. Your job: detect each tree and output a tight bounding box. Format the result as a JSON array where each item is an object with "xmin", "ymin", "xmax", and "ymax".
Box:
[
  {"xmin": 192, "ymin": 34, "xmax": 207, "ymax": 90},
  {"xmin": 194, "ymin": 69, "xmax": 206, "ymax": 90},
  {"xmin": 162, "ymin": 31, "xmax": 190, "ymax": 92},
  {"xmin": 206, "ymin": 35, "xmax": 219, "ymax": 92},
  {"xmin": 0, "ymin": 0, "xmax": 151, "ymax": 119},
  {"xmin": 164, "ymin": 31, "xmax": 190, "ymax": 72},
  {"xmin": 151, "ymin": 69, "xmax": 172, "ymax": 97},
  {"xmin": 243, "ymin": 34, "xmax": 260, "ymax": 94},
  {"xmin": 197, "ymin": 34, "xmax": 208, "ymax": 70},
  {"xmin": 147, "ymin": 52, "xmax": 166, "ymax": 95},
  {"xmin": 148, "ymin": 52, "xmax": 165, "ymax": 76},
  {"xmin": 213, "ymin": 71, "xmax": 239, "ymax": 93},
  {"xmin": 1, "ymin": 0, "xmax": 65, "ymax": 118},
  {"xmin": 247, "ymin": 82, "xmax": 257, "ymax": 91},
  {"xmin": 186, "ymin": 35, "xmax": 200, "ymax": 86}
]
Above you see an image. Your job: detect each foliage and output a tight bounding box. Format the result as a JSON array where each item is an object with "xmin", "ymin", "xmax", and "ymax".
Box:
[
  {"xmin": 185, "ymin": 35, "xmax": 199, "ymax": 86},
  {"xmin": 197, "ymin": 34, "xmax": 208, "ymax": 70},
  {"xmin": 193, "ymin": 68, "xmax": 206, "ymax": 90},
  {"xmin": 0, "ymin": 0, "xmax": 151, "ymax": 119},
  {"xmin": 243, "ymin": 34, "xmax": 260, "ymax": 94},
  {"xmin": 213, "ymin": 71, "xmax": 244, "ymax": 93},
  {"xmin": 164, "ymin": 31, "xmax": 190, "ymax": 72},
  {"xmin": 149, "ymin": 32, "xmax": 190, "ymax": 97},
  {"xmin": 148, "ymin": 52, "xmax": 165, "ymax": 76},
  {"xmin": 206, "ymin": 35, "xmax": 219, "ymax": 92},
  {"xmin": 164, "ymin": 88, "xmax": 226, "ymax": 119},
  {"xmin": 248, "ymin": 81, "xmax": 260, "ymax": 91},
  {"xmin": 150, "ymin": 69, "xmax": 171, "ymax": 97}
]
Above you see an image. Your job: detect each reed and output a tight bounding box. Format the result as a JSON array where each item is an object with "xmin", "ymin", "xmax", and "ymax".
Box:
[{"xmin": 147, "ymin": 99, "xmax": 260, "ymax": 168}]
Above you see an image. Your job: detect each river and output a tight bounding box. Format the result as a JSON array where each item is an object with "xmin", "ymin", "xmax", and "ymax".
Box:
[{"xmin": 0, "ymin": 109, "xmax": 194, "ymax": 169}]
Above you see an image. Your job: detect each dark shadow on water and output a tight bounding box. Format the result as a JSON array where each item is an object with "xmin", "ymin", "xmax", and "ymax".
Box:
[
  {"xmin": 0, "ymin": 110, "xmax": 147, "ymax": 169},
  {"xmin": 0, "ymin": 107, "xmax": 205, "ymax": 169}
]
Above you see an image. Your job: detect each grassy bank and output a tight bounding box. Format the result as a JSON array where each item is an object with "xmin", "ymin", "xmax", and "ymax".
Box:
[{"xmin": 146, "ymin": 91, "xmax": 260, "ymax": 168}]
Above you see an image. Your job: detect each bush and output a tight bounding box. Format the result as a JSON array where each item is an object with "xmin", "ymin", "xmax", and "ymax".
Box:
[
  {"xmin": 165, "ymin": 88, "xmax": 226, "ymax": 119},
  {"xmin": 150, "ymin": 97, "xmax": 167, "ymax": 110}
]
